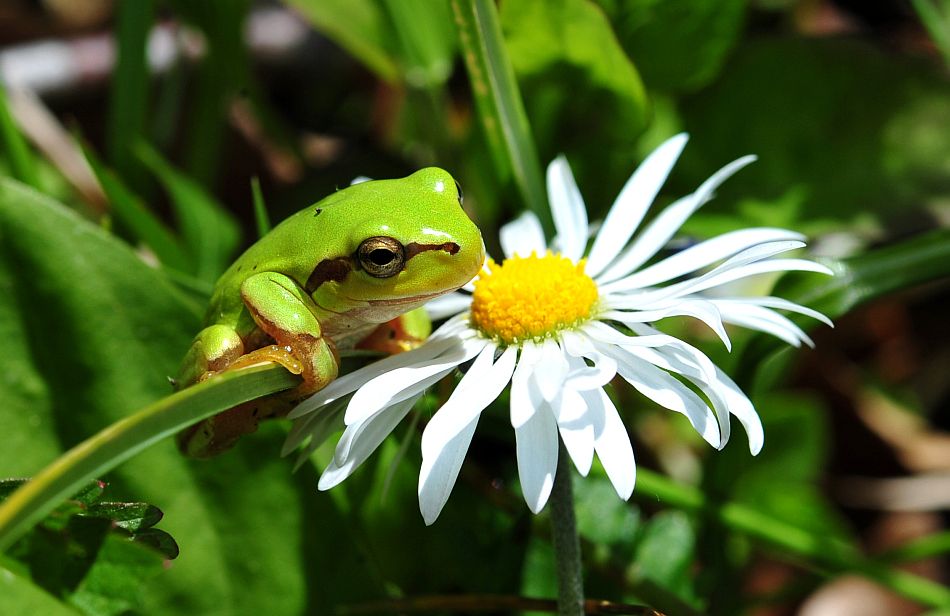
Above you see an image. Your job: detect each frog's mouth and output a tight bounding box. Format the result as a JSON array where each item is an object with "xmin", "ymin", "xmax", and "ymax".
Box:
[{"xmin": 364, "ymin": 289, "xmax": 450, "ymax": 307}]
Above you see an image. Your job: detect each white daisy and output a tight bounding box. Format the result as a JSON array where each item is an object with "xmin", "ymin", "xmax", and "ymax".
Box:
[{"xmin": 284, "ymin": 133, "xmax": 833, "ymax": 525}]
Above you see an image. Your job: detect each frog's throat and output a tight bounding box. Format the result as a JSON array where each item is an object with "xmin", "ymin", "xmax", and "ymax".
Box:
[{"xmin": 304, "ymin": 241, "xmax": 461, "ymax": 293}]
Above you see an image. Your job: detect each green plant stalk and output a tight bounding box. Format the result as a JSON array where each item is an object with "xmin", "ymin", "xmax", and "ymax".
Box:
[
  {"xmin": 107, "ymin": 0, "xmax": 154, "ymax": 186},
  {"xmin": 0, "ymin": 364, "xmax": 299, "ymax": 552},
  {"xmin": 0, "ymin": 86, "xmax": 39, "ymax": 188},
  {"xmin": 451, "ymin": 0, "xmax": 553, "ymax": 238},
  {"xmin": 251, "ymin": 176, "xmax": 271, "ymax": 238},
  {"xmin": 880, "ymin": 531, "xmax": 950, "ymax": 565},
  {"xmin": 549, "ymin": 446, "xmax": 584, "ymax": 616},
  {"xmin": 634, "ymin": 469, "xmax": 950, "ymax": 608}
]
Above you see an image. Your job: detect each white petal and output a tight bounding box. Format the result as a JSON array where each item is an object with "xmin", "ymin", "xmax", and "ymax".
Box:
[
  {"xmin": 532, "ymin": 338, "xmax": 569, "ymax": 402},
  {"xmin": 681, "ymin": 258, "xmax": 833, "ymax": 297},
  {"xmin": 714, "ymin": 302, "xmax": 814, "ymax": 347},
  {"xmin": 420, "ymin": 344, "xmax": 514, "ymax": 461},
  {"xmin": 418, "ymin": 415, "xmax": 479, "ymax": 525},
  {"xmin": 416, "ymin": 344, "xmax": 515, "ymax": 525},
  {"xmin": 500, "ymin": 211, "xmax": 546, "ymax": 258},
  {"xmin": 425, "ymin": 292, "xmax": 473, "ymax": 320},
  {"xmin": 555, "ymin": 388, "xmax": 594, "ymax": 476},
  {"xmin": 510, "ymin": 341, "xmax": 544, "ymax": 428},
  {"xmin": 596, "ymin": 155, "xmax": 757, "ymax": 283},
  {"xmin": 288, "ymin": 334, "xmax": 462, "ymax": 418},
  {"xmin": 601, "ymin": 298, "xmax": 732, "ymax": 350},
  {"xmin": 607, "ymin": 348, "xmax": 721, "ymax": 449},
  {"xmin": 283, "ymin": 399, "xmax": 344, "ymax": 456},
  {"xmin": 345, "ymin": 338, "xmax": 486, "ymax": 424},
  {"xmin": 515, "ymin": 399, "xmax": 559, "ymax": 512},
  {"xmin": 586, "ymin": 133, "xmax": 689, "ymax": 277},
  {"xmin": 600, "ymin": 228, "xmax": 805, "ymax": 294},
  {"xmin": 583, "ymin": 388, "xmax": 636, "ymax": 499},
  {"xmin": 559, "ymin": 335, "xmax": 619, "ymax": 391},
  {"xmin": 716, "ymin": 296, "xmax": 833, "ymax": 327},
  {"xmin": 547, "ymin": 155, "xmax": 589, "ymax": 262},
  {"xmin": 709, "ymin": 366, "xmax": 763, "ymax": 455},
  {"xmin": 318, "ymin": 395, "xmax": 419, "ymax": 490}
]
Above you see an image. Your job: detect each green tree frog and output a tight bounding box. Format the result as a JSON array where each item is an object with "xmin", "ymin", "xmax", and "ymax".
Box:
[{"xmin": 175, "ymin": 168, "xmax": 484, "ymax": 457}]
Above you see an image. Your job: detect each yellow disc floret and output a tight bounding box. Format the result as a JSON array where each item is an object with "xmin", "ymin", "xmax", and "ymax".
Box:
[{"xmin": 469, "ymin": 251, "xmax": 599, "ymax": 345}]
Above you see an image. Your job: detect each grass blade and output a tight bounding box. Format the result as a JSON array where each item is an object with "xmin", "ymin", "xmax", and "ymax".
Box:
[
  {"xmin": 80, "ymin": 139, "xmax": 190, "ymax": 271},
  {"xmin": 251, "ymin": 176, "xmax": 271, "ymax": 238},
  {"xmin": 452, "ymin": 0, "xmax": 552, "ymax": 237},
  {"xmin": 136, "ymin": 142, "xmax": 242, "ymax": 281},
  {"xmin": 0, "ymin": 364, "xmax": 299, "ymax": 552},
  {"xmin": 107, "ymin": 0, "xmax": 154, "ymax": 186},
  {"xmin": 0, "ymin": 86, "xmax": 39, "ymax": 188}
]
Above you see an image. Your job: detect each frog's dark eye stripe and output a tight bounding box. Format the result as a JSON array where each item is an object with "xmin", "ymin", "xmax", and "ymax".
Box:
[
  {"xmin": 454, "ymin": 179, "xmax": 463, "ymax": 207},
  {"xmin": 357, "ymin": 236, "xmax": 405, "ymax": 278}
]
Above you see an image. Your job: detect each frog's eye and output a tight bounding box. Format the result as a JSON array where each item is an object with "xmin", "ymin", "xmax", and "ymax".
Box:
[
  {"xmin": 454, "ymin": 179, "xmax": 463, "ymax": 207},
  {"xmin": 357, "ymin": 236, "xmax": 405, "ymax": 278}
]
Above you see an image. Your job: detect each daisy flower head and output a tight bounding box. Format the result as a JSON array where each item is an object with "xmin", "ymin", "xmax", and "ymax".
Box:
[{"xmin": 285, "ymin": 133, "xmax": 834, "ymax": 525}]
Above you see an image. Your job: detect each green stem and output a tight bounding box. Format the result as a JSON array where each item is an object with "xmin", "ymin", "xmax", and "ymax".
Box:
[
  {"xmin": 550, "ymin": 447, "xmax": 584, "ymax": 616},
  {"xmin": 634, "ymin": 469, "xmax": 950, "ymax": 609},
  {"xmin": 0, "ymin": 364, "xmax": 298, "ymax": 552}
]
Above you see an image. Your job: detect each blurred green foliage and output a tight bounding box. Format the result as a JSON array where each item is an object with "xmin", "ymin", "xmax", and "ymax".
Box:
[{"xmin": 0, "ymin": 0, "xmax": 948, "ymax": 614}]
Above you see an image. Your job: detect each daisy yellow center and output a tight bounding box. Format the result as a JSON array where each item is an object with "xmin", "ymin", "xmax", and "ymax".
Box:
[{"xmin": 469, "ymin": 251, "xmax": 599, "ymax": 345}]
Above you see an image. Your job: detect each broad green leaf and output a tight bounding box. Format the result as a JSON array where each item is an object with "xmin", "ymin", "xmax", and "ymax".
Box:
[
  {"xmin": 286, "ymin": 0, "xmax": 400, "ymax": 82},
  {"xmin": 595, "ymin": 0, "xmax": 747, "ymax": 92},
  {"xmin": 500, "ymin": 0, "xmax": 649, "ymax": 213},
  {"xmin": 136, "ymin": 143, "xmax": 241, "ymax": 282},
  {"xmin": 69, "ymin": 533, "xmax": 166, "ymax": 616},
  {"xmin": 0, "ymin": 561, "xmax": 77, "ymax": 616},
  {"xmin": 454, "ymin": 0, "xmax": 552, "ymax": 236},
  {"xmin": 0, "ymin": 180, "xmax": 314, "ymax": 614},
  {"xmin": 79, "ymin": 140, "xmax": 190, "ymax": 272}
]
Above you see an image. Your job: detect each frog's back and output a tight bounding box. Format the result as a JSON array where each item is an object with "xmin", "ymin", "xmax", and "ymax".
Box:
[{"xmin": 203, "ymin": 190, "xmax": 352, "ymax": 327}]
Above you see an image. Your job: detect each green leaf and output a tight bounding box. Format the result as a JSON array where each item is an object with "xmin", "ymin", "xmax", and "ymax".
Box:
[
  {"xmin": 454, "ymin": 0, "xmax": 552, "ymax": 237},
  {"xmin": 135, "ymin": 143, "xmax": 241, "ymax": 282},
  {"xmin": 286, "ymin": 0, "xmax": 400, "ymax": 82},
  {"xmin": 79, "ymin": 139, "xmax": 190, "ymax": 272},
  {"xmin": 0, "ymin": 561, "xmax": 78, "ymax": 616},
  {"xmin": 0, "ymin": 179, "xmax": 316, "ymax": 614},
  {"xmin": 595, "ymin": 0, "xmax": 747, "ymax": 92},
  {"xmin": 634, "ymin": 512, "xmax": 697, "ymax": 604},
  {"xmin": 383, "ymin": 0, "xmax": 457, "ymax": 87},
  {"xmin": 83, "ymin": 502, "xmax": 163, "ymax": 533},
  {"xmin": 69, "ymin": 533, "xmax": 166, "ymax": 616},
  {"xmin": 500, "ymin": 0, "xmax": 649, "ymax": 214}
]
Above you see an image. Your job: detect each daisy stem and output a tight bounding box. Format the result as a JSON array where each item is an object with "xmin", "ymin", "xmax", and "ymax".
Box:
[{"xmin": 550, "ymin": 445, "xmax": 584, "ymax": 616}]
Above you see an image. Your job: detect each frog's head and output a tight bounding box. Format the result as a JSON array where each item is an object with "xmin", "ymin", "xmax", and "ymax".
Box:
[{"xmin": 308, "ymin": 167, "xmax": 484, "ymax": 323}]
